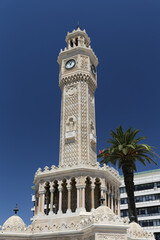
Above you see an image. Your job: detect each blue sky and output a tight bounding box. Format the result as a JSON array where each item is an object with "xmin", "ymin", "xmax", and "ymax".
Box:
[{"xmin": 0, "ymin": 0, "xmax": 160, "ymax": 226}]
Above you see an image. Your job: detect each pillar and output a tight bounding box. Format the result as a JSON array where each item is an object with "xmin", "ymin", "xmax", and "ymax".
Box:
[
  {"xmin": 111, "ymin": 187, "xmax": 114, "ymax": 211},
  {"xmin": 76, "ymin": 187, "xmax": 80, "ymax": 210},
  {"xmin": 82, "ymin": 186, "xmax": 85, "ymax": 210},
  {"xmin": 67, "ymin": 181, "xmax": 71, "ymax": 213},
  {"xmin": 58, "ymin": 181, "xmax": 62, "ymax": 214},
  {"xmin": 49, "ymin": 187, "xmax": 55, "ymax": 215},
  {"xmin": 91, "ymin": 186, "xmax": 95, "ymax": 211},
  {"xmin": 118, "ymin": 196, "xmax": 120, "ymax": 216},
  {"xmin": 34, "ymin": 194, "xmax": 38, "ymax": 215}
]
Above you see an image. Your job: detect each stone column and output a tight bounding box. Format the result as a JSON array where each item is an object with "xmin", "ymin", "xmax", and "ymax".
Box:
[
  {"xmin": 91, "ymin": 185, "xmax": 95, "ymax": 211},
  {"xmin": 91, "ymin": 178, "xmax": 95, "ymax": 211},
  {"xmin": 67, "ymin": 180, "xmax": 71, "ymax": 213},
  {"xmin": 114, "ymin": 198, "xmax": 116, "ymax": 214},
  {"xmin": 103, "ymin": 188, "xmax": 107, "ymax": 206},
  {"xmin": 38, "ymin": 183, "xmax": 45, "ymax": 215},
  {"xmin": 82, "ymin": 186, "xmax": 85, "ymax": 210},
  {"xmin": 34, "ymin": 194, "xmax": 38, "ymax": 215},
  {"xmin": 49, "ymin": 187, "xmax": 55, "ymax": 215},
  {"xmin": 111, "ymin": 186, "xmax": 114, "ymax": 211},
  {"xmin": 108, "ymin": 192, "xmax": 110, "ymax": 208},
  {"xmin": 117, "ymin": 196, "xmax": 121, "ymax": 217},
  {"xmin": 42, "ymin": 192, "xmax": 45, "ymax": 213},
  {"xmin": 77, "ymin": 187, "xmax": 80, "ymax": 210},
  {"xmin": 58, "ymin": 181, "xmax": 62, "ymax": 214}
]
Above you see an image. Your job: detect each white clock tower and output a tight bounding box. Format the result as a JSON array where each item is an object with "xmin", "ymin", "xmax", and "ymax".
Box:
[
  {"xmin": 57, "ymin": 27, "xmax": 98, "ymax": 168},
  {"xmin": 0, "ymin": 27, "xmax": 155, "ymax": 240}
]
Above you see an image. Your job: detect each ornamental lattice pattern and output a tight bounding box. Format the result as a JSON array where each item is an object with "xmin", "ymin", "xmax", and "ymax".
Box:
[
  {"xmin": 96, "ymin": 234, "xmax": 126, "ymax": 240},
  {"xmin": 88, "ymin": 88, "xmax": 97, "ymax": 164},
  {"xmin": 81, "ymin": 82, "xmax": 88, "ymax": 164},
  {"xmin": 63, "ymin": 84, "xmax": 78, "ymax": 166}
]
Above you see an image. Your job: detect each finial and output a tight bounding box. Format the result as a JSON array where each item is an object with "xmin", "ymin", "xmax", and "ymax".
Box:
[
  {"xmin": 76, "ymin": 21, "xmax": 80, "ymax": 29},
  {"xmin": 13, "ymin": 204, "xmax": 19, "ymax": 215}
]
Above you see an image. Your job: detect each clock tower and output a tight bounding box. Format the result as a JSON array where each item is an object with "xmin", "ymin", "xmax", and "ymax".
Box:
[{"xmin": 57, "ymin": 27, "xmax": 98, "ymax": 168}]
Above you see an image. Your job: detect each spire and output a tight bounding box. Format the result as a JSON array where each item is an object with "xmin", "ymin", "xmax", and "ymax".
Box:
[
  {"xmin": 13, "ymin": 204, "xmax": 19, "ymax": 215},
  {"xmin": 76, "ymin": 21, "xmax": 80, "ymax": 30}
]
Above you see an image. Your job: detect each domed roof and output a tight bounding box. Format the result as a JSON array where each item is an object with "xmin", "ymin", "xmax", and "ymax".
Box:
[
  {"xmin": 128, "ymin": 222, "xmax": 155, "ymax": 239},
  {"xmin": 2, "ymin": 215, "xmax": 25, "ymax": 232},
  {"xmin": 91, "ymin": 206, "xmax": 128, "ymax": 225},
  {"xmin": 92, "ymin": 206, "xmax": 114, "ymax": 218}
]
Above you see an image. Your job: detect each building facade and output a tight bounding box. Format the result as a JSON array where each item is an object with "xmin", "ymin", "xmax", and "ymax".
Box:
[{"xmin": 120, "ymin": 169, "xmax": 160, "ymax": 240}]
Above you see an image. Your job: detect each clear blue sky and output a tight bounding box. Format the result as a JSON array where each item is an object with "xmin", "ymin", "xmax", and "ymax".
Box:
[{"xmin": 0, "ymin": 0, "xmax": 160, "ymax": 226}]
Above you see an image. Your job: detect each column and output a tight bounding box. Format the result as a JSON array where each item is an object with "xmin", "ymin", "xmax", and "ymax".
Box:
[
  {"xmin": 82, "ymin": 186, "xmax": 85, "ymax": 210},
  {"xmin": 118, "ymin": 197, "xmax": 120, "ymax": 216},
  {"xmin": 34, "ymin": 195, "xmax": 38, "ymax": 215},
  {"xmin": 49, "ymin": 187, "xmax": 55, "ymax": 215},
  {"xmin": 58, "ymin": 181, "xmax": 62, "ymax": 214},
  {"xmin": 104, "ymin": 188, "xmax": 107, "ymax": 206},
  {"xmin": 111, "ymin": 186, "xmax": 114, "ymax": 211},
  {"xmin": 91, "ymin": 185, "xmax": 95, "ymax": 211},
  {"xmin": 38, "ymin": 191, "xmax": 45, "ymax": 215},
  {"xmin": 108, "ymin": 192, "xmax": 110, "ymax": 208},
  {"xmin": 67, "ymin": 180, "xmax": 71, "ymax": 213},
  {"xmin": 76, "ymin": 187, "xmax": 80, "ymax": 210},
  {"xmin": 38, "ymin": 183, "xmax": 45, "ymax": 215},
  {"xmin": 114, "ymin": 197, "xmax": 117, "ymax": 214}
]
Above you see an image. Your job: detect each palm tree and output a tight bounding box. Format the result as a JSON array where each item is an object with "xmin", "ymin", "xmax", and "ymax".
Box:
[{"xmin": 98, "ymin": 126, "xmax": 158, "ymax": 223}]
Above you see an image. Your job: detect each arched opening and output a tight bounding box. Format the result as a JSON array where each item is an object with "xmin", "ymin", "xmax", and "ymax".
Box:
[
  {"xmin": 106, "ymin": 192, "xmax": 108, "ymax": 207},
  {"xmin": 71, "ymin": 178, "xmax": 77, "ymax": 212},
  {"xmin": 75, "ymin": 38, "xmax": 78, "ymax": 46},
  {"xmin": 70, "ymin": 39, "xmax": 73, "ymax": 47},
  {"xmin": 85, "ymin": 177, "xmax": 91, "ymax": 212},
  {"xmin": 62, "ymin": 179, "xmax": 68, "ymax": 213},
  {"xmin": 53, "ymin": 180, "xmax": 59, "ymax": 214},
  {"xmin": 94, "ymin": 178, "xmax": 101, "ymax": 209},
  {"xmin": 45, "ymin": 182, "xmax": 50, "ymax": 215}
]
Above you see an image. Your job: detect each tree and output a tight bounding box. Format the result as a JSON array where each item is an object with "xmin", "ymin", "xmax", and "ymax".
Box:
[{"xmin": 98, "ymin": 126, "xmax": 158, "ymax": 223}]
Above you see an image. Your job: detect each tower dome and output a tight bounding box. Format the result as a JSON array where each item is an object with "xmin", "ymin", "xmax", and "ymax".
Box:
[{"xmin": 2, "ymin": 215, "xmax": 25, "ymax": 232}]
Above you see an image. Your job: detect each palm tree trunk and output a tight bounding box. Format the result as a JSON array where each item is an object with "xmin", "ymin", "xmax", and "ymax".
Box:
[{"xmin": 122, "ymin": 165, "xmax": 138, "ymax": 223}]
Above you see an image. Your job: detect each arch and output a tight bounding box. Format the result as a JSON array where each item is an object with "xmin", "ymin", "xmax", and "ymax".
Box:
[
  {"xmin": 44, "ymin": 182, "xmax": 50, "ymax": 215},
  {"xmin": 94, "ymin": 178, "xmax": 101, "ymax": 209},
  {"xmin": 75, "ymin": 38, "xmax": 78, "ymax": 46},
  {"xmin": 71, "ymin": 178, "xmax": 77, "ymax": 212},
  {"xmin": 85, "ymin": 177, "xmax": 92, "ymax": 212},
  {"xmin": 53, "ymin": 180, "xmax": 59, "ymax": 214},
  {"xmin": 62, "ymin": 179, "xmax": 68, "ymax": 213},
  {"xmin": 70, "ymin": 39, "xmax": 73, "ymax": 47}
]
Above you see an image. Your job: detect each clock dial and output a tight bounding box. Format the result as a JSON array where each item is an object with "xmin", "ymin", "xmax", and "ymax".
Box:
[
  {"xmin": 65, "ymin": 59, "xmax": 76, "ymax": 69},
  {"xmin": 91, "ymin": 64, "xmax": 96, "ymax": 74}
]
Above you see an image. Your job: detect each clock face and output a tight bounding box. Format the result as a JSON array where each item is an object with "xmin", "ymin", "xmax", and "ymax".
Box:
[
  {"xmin": 91, "ymin": 64, "xmax": 96, "ymax": 74},
  {"xmin": 65, "ymin": 59, "xmax": 76, "ymax": 69}
]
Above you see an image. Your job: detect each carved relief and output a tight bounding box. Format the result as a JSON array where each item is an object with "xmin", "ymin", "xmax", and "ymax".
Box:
[
  {"xmin": 63, "ymin": 84, "xmax": 78, "ymax": 166},
  {"xmin": 96, "ymin": 234, "xmax": 126, "ymax": 240},
  {"xmin": 80, "ymin": 55, "xmax": 89, "ymax": 70},
  {"xmin": 90, "ymin": 121, "xmax": 95, "ymax": 135},
  {"xmin": 81, "ymin": 82, "xmax": 88, "ymax": 164},
  {"xmin": 66, "ymin": 86, "xmax": 77, "ymax": 96},
  {"xmin": 66, "ymin": 116, "xmax": 76, "ymax": 132}
]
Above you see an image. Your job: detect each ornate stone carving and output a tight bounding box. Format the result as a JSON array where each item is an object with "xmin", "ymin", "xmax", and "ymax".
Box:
[
  {"xmin": 66, "ymin": 86, "xmax": 77, "ymax": 96},
  {"xmin": 96, "ymin": 234, "xmax": 126, "ymax": 240},
  {"xmin": 39, "ymin": 182, "xmax": 45, "ymax": 193},
  {"xmin": 66, "ymin": 116, "xmax": 76, "ymax": 132},
  {"xmin": 80, "ymin": 55, "xmax": 89, "ymax": 70}
]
